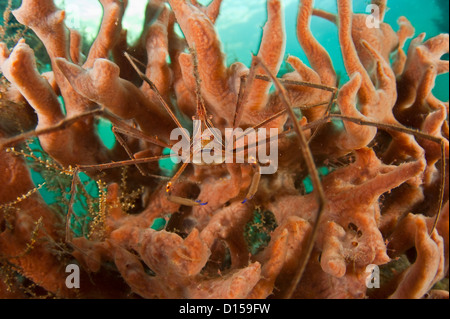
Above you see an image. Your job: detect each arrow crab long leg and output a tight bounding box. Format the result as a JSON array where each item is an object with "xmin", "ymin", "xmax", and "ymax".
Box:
[{"xmin": 253, "ymin": 56, "xmax": 327, "ymax": 299}]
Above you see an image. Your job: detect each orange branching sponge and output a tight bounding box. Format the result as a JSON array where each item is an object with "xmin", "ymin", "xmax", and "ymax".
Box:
[
  {"xmin": 0, "ymin": 40, "xmax": 109, "ymax": 166},
  {"xmin": 0, "ymin": 0, "xmax": 448, "ymax": 299},
  {"xmin": 0, "ymin": 132, "xmax": 76, "ymax": 297}
]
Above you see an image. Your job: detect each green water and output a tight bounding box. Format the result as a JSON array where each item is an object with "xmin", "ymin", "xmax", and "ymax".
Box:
[{"xmin": 211, "ymin": 0, "xmax": 449, "ymax": 100}]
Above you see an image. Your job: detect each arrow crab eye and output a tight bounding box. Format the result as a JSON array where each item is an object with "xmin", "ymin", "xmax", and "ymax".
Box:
[{"xmin": 248, "ymin": 156, "xmax": 257, "ymax": 164}]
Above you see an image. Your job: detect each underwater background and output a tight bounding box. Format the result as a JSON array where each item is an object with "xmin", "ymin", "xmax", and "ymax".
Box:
[
  {"xmin": 51, "ymin": 0, "xmax": 449, "ymax": 101},
  {"xmin": 0, "ymin": 0, "xmax": 448, "ymax": 299},
  {"xmin": 3, "ymin": 0, "xmax": 447, "ymax": 98}
]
